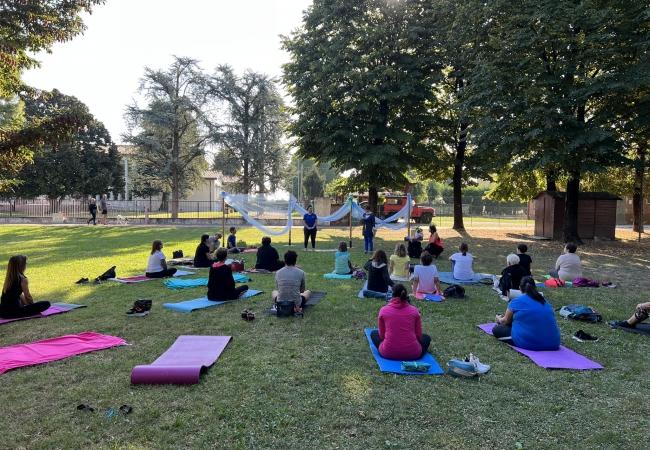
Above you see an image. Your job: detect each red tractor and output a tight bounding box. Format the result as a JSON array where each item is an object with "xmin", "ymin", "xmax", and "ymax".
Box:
[{"xmin": 379, "ymin": 195, "xmax": 435, "ymax": 224}]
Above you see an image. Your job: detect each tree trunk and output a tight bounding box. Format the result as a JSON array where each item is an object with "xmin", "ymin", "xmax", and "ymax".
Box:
[
  {"xmin": 452, "ymin": 122, "xmax": 468, "ymax": 231},
  {"xmin": 368, "ymin": 185, "xmax": 379, "ymax": 216},
  {"xmin": 563, "ymin": 170, "xmax": 582, "ymax": 243},
  {"xmin": 546, "ymin": 170, "xmax": 557, "ymax": 192},
  {"xmin": 243, "ymin": 160, "xmax": 250, "ymax": 194},
  {"xmin": 171, "ymin": 165, "xmax": 179, "ymax": 219},
  {"xmin": 633, "ymin": 146, "xmax": 646, "ymax": 233}
]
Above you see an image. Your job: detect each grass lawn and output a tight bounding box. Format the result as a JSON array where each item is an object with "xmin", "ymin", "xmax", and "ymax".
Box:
[{"xmin": 0, "ymin": 225, "xmax": 648, "ymax": 450}]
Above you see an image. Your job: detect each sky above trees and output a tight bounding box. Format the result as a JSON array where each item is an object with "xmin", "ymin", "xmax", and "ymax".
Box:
[{"xmin": 22, "ymin": 0, "xmax": 312, "ymax": 143}]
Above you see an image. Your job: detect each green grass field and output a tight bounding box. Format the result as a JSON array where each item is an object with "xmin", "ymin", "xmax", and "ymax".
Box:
[{"xmin": 0, "ymin": 225, "xmax": 648, "ymax": 449}]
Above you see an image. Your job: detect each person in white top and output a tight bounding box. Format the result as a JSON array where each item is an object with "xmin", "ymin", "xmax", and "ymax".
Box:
[
  {"xmin": 411, "ymin": 251, "xmax": 443, "ymax": 297},
  {"xmin": 146, "ymin": 240, "xmax": 178, "ymax": 278},
  {"xmin": 449, "ymin": 242, "xmax": 475, "ymax": 280},
  {"xmin": 550, "ymin": 243, "xmax": 583, "ymax": 281}
]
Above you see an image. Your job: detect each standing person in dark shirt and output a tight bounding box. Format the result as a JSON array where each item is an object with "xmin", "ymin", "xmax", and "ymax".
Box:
[
  {"xmin": 87, "ymin": 198, "xmax": 97, "ymax": 225},
  {"xmin": 99, "ymin": 193, "xmax": 108, "ymax": 225},
  {"xmin": 303, "ymin": 206, "xmax": 318, "ymax": 250},
  {"xmin": 0, "ymin": 255, "xmax": 50, "ymax": 319},
  {"xmin": 255, "ymin": 237, "xmax": 284, "ymax": 272},
  {"xmin": 517, "ymin": 244, "xmax": 532, "ymax": 276},
  {"xmin": 362, "ymin": 209, "xmax": 376, "ymax": 254},
  {"xmin": 207, "ymin": 248, "xmax": 249, "ymax": 301},
  {"xmin": 193, "ymin": 234, "xmax": 214, "ymax": 268}
]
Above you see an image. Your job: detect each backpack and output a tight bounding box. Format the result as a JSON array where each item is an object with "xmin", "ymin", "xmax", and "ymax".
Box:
[
  {"xmin": 559, "ymin": 304, "xmax": 602, "ymax": 323},
  {"xmin": 443, "ymin": 284, "xmax": 465, "ymax": 298},
  {"xmin": 352, "ymin": 269, "xmax": 366, "ymax": 280},
  {"xmin": 172, "ymin": 250, "xmax": 184, "ymax": 259},
  {"xmin": 276, "ymin": 301, "xmax": 295, "ymax": 318},
  {"xmin": 572, "ymin": 277, "xmax": 600, "ymax": 288},
  {"xmin": 545, "ymin": 278, "xmax": 566, "ymax": 288},
  {"xmin": 230, "ymin": 260, "xmax": 245, "ymax": 272},
  {"xmin": 96, "ymin": 266, "xmax": 116, "ymax": 281}
]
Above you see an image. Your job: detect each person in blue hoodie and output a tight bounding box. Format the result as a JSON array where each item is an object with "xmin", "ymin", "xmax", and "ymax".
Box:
[{"xmin": 492, "ymin": 276, "xmax": 561, "ymax": 351}]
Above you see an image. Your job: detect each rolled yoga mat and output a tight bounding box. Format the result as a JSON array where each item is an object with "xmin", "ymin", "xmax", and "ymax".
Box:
[
  {"xmin": 164, "ymin": 273, "xmax": 250, "ymax": 290},
  {"xmin": 0, "ymin": 332, "xmax": 126, "ymax": 375},
  {"xmin": 131, "ymin": 335, "xmax": 232, "ymax": 385},
  {"xmin": 0, "ymin": 303, "xmax": 86, "ymax": 326},
  {"xmin": 438, "ymin": 272, "xmax": 494, "ymax": 285},
  {"xmin": 477, "ymin": 323, "xmax": 603, "ymax": 370},
  {"xmin": 364, "ymin": 328, "xmax": 444, "ymax": 375}
]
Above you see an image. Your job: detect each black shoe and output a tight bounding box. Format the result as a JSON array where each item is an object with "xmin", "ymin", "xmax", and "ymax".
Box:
[
  {"xmin": 126, "ymin": 299, "xmax": 152, "ymax": 317},
  {"xmin": 572, "ymin": 330, "xmax": 598, "ymax": 342},
  {"xmin": 76, "ymin": 278, "xmax": 89, "ymax": 284}
]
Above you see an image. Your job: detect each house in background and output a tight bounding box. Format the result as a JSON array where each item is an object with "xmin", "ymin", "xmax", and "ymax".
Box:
[
  {"xmin": 616, "ymin": 196, "xmax": 650, "ymax": 225},
  {"xmin": 116, "ymin": 145, "xmax": 231, "ymax": 211}
]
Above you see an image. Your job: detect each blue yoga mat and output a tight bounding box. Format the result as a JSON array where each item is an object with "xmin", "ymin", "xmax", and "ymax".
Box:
[
  {"xmin": 164, "ymin": 273, "xmax": 250, "ymax": 290},
  {"xmin": 438, "ymin": 272, "xmax": 493, "ymax": 285},
  {"xmin": 323, "ymin": 273, "xmax": 353, "ymax": 280},
  {"xmin": 163, "ymin": 290, "xmax": 262, "ymax": 313},
  {"xmin": 424, "ymin": 294, "xmax": 444, "ymax": 302},
  {"xmin": 364, "ymin": 328, "xmax": 444, "ymax": 375}
]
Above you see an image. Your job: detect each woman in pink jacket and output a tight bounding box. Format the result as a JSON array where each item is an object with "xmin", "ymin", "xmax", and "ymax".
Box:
[{"xmin": 370, "ymin": 284, "xmax": 431, "ymax": 360}]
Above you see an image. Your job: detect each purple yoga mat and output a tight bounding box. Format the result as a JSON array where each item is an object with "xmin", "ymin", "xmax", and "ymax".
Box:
[
  {"xmin": 131, "ymin": 335, "xmax": 232, "ymax": 385},
  {"xmin": 477, "ymin": 323, "xmax": 603, "ymax": 370},
  {"xmin": 0, "ymin": 305, "xmax": 68, "ymax": 325}
]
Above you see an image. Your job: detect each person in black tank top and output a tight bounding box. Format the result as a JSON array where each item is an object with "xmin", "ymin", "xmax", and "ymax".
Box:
[{"xmin": 0, "ymin": 255, "xmax": 50, "ymax": 319}]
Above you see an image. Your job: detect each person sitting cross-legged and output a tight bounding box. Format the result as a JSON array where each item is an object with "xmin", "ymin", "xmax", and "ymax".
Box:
[
  {"xmin": 255, "ymin": 236, "xmax": 284, "ymax": 272},
  {"xmin": 364, "ymin": 250, "xmax": 394, "ymax": 296},
  {"xmin": 0, "ymin": 255, "xmax": 51, "ymax": 319},
  {"xmin": 193, "ymin": 234, "xmax": 214, "ymax": 268},
  {"xmin": 334, "ymin": 241, "xmax": 354, "ymax": 275},
  {"xmin": 612, "ymin": 302, "xmax": 650, "ymax": 330},
  {"xmin": 207, "ymin": 248, "xmax": 249, "ymax": 301},
  {"xmin": 273, "ymin": 250, "xmax": 311, "ymax": 314},
  {"xmin": 411, "ymin": 251, "xmax": 443, "ymax": 298},
  {"xmin": 370, "ymin": 284, "xmax": 432, "ymax": 360},
  {"xmin": 497, "ymin": 253, "xmax": 526, "ymax": 299},
  {"xmin": 492, "ymin": 276, "xmax": 560, "ymax": 351},
  {"xmin": 146, "ymin": 240, "xmax": 178, "ymax": 278}
]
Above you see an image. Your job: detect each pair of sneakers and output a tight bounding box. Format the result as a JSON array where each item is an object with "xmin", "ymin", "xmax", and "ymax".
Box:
[
  {"xmin": 126, "ymin": 299, "xmax": 152, "ymax": 317},
  {"xmin": 447, "ymin": 354, "xmax": 491, "ymax": 377}
]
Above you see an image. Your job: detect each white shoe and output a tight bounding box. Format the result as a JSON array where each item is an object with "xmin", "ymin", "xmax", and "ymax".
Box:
[{"xmin": 466, "ymin": 353, "xmax": 491, "ymax": 374}]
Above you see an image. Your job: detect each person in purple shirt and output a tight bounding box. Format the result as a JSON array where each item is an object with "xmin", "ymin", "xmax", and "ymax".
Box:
[{"xmin": 303, "ymin": 205, "xmax": 318, "ymax": 251}]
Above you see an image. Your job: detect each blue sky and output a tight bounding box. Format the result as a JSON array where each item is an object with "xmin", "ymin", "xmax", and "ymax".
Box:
[{"xmin": 23, "ymin": 0, "xmax": 313, "ymax": 143}]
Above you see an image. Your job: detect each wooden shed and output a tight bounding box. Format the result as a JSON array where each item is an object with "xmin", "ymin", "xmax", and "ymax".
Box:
[{"xmin": 533, "ymin": 191, "xmax": 620, "ymax": 240}]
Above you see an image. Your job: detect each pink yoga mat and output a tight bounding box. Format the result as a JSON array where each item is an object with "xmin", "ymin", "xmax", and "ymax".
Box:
[
  {"xmin": 0, "ymin": 305, "xmax": 68, "ymax": 325},
  {"xmin": 131, "ymin": 335, "xmax": 232, "ymax": 385},
  {"xmin": 477, "ymin": 323, "xmax": 603, "ymax": 370},
  {"xmin": 0, "ymin": 332, "xmax": 126, "ymax": 375}
]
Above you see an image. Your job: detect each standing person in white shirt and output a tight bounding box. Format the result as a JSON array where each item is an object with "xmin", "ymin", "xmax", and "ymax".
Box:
[
  {"xmin": 411, "ymin": 251, "xmax": 443, "ymax": 297},
  {"xmin": 145, "ymin": 240, "xmax": 177, "ymax": 278},
  {"xmin": 99, "ymin": 193, "xmax": 108, "ymax": 225},
  {"xmin": 550, "ymin": 243, "xmax": 583, "ymax": 281},
  {"xmin": 449, "ymin": 242, "xmax": 475, "ymax": 281}
]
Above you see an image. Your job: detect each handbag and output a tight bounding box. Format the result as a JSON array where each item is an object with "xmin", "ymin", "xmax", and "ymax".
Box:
[{"xmin": 172, "ymin": 250, "xmax": 184, "ymax": 259}]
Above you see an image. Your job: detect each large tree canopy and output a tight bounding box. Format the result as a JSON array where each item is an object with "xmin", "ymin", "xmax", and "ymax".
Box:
[
  {"xmin": 10, "ymin": 89, "xmax": 123, "ymax": 199},
  {"xmin": 282, "ymin": 0, "xmax": 442, "ymax": 212},
  {"xmin": 124, "ymin": 57, "xmax": 210, "ymax": 218},
  {"xmin": 209, "ymin": 66, "xmax": 288, "ymax": 194}
]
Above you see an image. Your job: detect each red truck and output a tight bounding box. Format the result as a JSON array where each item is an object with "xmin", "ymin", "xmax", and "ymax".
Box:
[{"xmin": 380, "ymin": 195, "xmax": 435, "ymax": 224}]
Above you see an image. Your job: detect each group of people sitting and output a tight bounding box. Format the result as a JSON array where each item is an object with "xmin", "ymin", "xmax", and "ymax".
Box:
[
  {"xmin": 193, "ymin": 227, "xmax": 248, "ymax": 268},
  {"xmin": 405, "ymin": 225, "xmax": 445, "ymax": 259}
]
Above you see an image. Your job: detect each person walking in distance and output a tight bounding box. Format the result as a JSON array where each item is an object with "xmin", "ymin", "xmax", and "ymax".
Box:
[
  {"xmin": 100, "ymin": 194, "xmax": 108, "ymax": 225},
  {"xmin": 87, "ymin": 197, "xmax": 97, "ymax": 225}
]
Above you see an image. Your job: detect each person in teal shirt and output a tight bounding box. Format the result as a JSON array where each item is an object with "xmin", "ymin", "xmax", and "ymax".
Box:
[
  {"xmin": 334, "ymin": 242, "xmax": 354, "ymax": 274},
  {"xmin": 492, "ymin": 276, "xmax": 560, "ymax": 351}
]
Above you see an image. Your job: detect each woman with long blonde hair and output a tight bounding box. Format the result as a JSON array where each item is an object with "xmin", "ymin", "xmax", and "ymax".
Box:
[{"xmin": 0, "ymin": 255, "xmax": 50, "ymax": 319}]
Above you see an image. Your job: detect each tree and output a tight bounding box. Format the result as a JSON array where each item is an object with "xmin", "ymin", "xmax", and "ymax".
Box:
[
  {"xmin": 0, "ymin": 0, "xmax": 104, "ymax": 98},
  {"xmin": 464, "ymin": 0, "xmax": 648, "ymax": 242},
  {"xmin": 209, "ymin": 66, "xmax": 288, "ymax": 194},
  {"xmin": 303, "ymin": 168, "xmax": 324, "ymax": 200},
  {"xmin": 124, "ymin": 57, "xmax": 210, "ymax": 218},
  {"xmin": 283, "ymin": 0, "xmax": 442, "ymax": 213},
  {"xmin": 12, "ymin": 90, "xmax": 123, "ymax": 200}
]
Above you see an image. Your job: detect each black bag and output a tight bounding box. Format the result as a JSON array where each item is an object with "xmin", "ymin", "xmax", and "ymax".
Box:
[
  {"xmin": 443, "ymin": 284, "xmax": 465, "ymax": 298},
  {"xmin": 97, "ymin": 266, "xmax": 116, "ymax": 281},
  {"xmin": 276, "ymin": 301, "xmax": 295, "ymax": 317},
  {"xmin": 172, "ymin": 250, "xmax": 184, "ymax": 258}
]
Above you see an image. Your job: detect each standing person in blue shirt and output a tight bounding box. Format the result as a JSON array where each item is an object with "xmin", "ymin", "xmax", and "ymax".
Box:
[
  {"xmin": 492, "ymin": 276, "xmax": 561, "ymax": 351},
  {"xmin": 303, "ymin": 205, "xmax": 318, "ymax": 251},
  {"xmin": 362, "ymin": 208, "xmax": 376, "ymax": 254}
]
